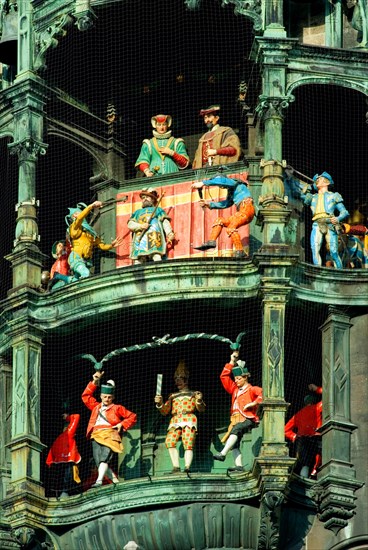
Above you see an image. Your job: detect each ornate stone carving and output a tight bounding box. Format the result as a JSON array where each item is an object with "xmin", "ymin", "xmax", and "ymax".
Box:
[
  {"xmin": 12, "ymin": 527, "xmax": 36, "ymax": 548},
  {"xmin": 256, "ymin": 95, "xmax": 295, "ymax": 122},
  {"xmin": 222, "ymin": 0, "xmax": 262, "ymax": 31},
  {"xmin": 34, "ymin": 13, "xmax": 73, "ymax": 71},
  {"xmin": 8, "ymin": 137, "xmax": 47, "ymax": 161},
  {"xmin": 258, "ymin": 491, "xmax": 285, "ymax": 550},
  {"xmin": 267, "ymin": 328, "xmax": 282, "ymax": 398},
  {"xmin": 313, "ymin": 479, "xmax": 363, "ymax": 535},
  {"xmin": 342, "ymin": 0, "xmax": 368, "ymax": 47},
  {"xmin": 184, "ymin": 0, "xmax": 262, "ymax": 30},
  {"xmin": 74, "ymin": 0, "xmax": 96, "ymax": 32}
]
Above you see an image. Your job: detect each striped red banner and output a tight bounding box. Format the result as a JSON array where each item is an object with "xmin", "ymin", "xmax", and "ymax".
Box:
[{"xmin": 116, "ymin": 174, "xmax": 250, "ymax": 267}]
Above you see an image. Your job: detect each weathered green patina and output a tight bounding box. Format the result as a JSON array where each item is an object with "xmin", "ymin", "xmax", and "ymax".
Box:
[{"xmin": 0, "ymin": 1, "xmax": 367, "ymax": 549}]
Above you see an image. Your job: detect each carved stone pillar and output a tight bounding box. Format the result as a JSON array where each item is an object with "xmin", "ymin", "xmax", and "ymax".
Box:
[
  {"xmin": 6, "ymin": 319, "xmax": 45, "ymax": 495},
  {"xmin": 263, "ymin": 0, "xmax": 286, "ymax": 38},
  {"xmin": 253, "ymin": 39, "xmax": 297, "ymax": 260},
  {"xmin": 255, "ymin": 285, "xmax": 295, "ymax": 550},
  {"xmin": 4, "ymin": 77, "xmax": 48, "ymax": 292},
  {"xmin": 258, "ymin": 490, "xmax": 285, "ymax": 550},
  {"xmin": 316, "ymin": 307, "xmax": 363, "ymax": 534},
  {"xmin": 256, "ymin": 285, "xmax": 294, "ymax": 461},
  {"xmin": 325, "ymin": 0, "xmax": 343, "ymax": 48},
  {"xmin": 0, "ymin": 357, "xmax": 12, "ymax": 500},
  {"xmin": 253, "ymin": 37, "xmax": 298, "ymax": 549}
]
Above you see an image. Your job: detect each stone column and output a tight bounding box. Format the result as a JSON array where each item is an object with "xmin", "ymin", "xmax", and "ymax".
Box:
[
  {"xmin": 263, "ymin": 0, "xmax": 286, "ymax": 38},
  {"xmin": 0, "ymin": 357, "xmax": 12, "ymax": 500},
  {"xmin": 325, "ymin": 0, "xmax": 343, "ymax": 48},
  {"xmin": 254, "ymin": 38, "xmax": 297, "ymax": 259},
  {"xmin": 316, "ymin": 307, "xmax": 362, "ymax": 534},
  {"xmin": 3, "ymin": 2, "xmax": 48, "ymax": 292},
  {"xmin": 255, "ymin": 283, "xmax": 295, "ymax": 550},
  {"xmin": 253, "ymin": 38, "xmax": 299, "ymax": 549},
  {"xmin": 6, "ymin": 320, "xmax": 45, "ymax": 495}
]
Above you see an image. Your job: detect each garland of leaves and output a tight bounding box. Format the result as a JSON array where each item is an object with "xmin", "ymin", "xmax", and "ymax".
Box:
[{"xmin": 78, "ymin": 331, "xmax": 245, "ymax": 371}]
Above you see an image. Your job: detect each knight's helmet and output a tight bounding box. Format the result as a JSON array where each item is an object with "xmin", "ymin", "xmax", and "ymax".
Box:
[{"xmin": 174, "ymin": 359, "xmax": 189, "ymax": 382}]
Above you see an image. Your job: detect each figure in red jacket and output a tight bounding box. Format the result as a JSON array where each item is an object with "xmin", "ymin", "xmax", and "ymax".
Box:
[
  {"xmin": 212, "ymin": 351, "xmax": 262, "ymax": 472},
  {"xmin": 285, "ymin": 384, "xmax": 322, "ymax": 478},
  {"xmin": 46, "ymin": 413, "xmax": 82, "ymax": 498},
  {"xmin": 48, "ymin": 240, "xmax": 72, "ymax": 291},
  {"xmin": 82, "ymin": 371, "xmax": 137, "ymax": 488}
]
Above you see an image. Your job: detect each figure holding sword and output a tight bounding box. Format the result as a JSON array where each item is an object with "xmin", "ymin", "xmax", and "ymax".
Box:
[
  {"xmin": 127, "ymin": 188, "xmax": 175, "ymax": 264},
  {"xmin": 154, "ymin": 361, "xmax": 205, "ymax": 473}
]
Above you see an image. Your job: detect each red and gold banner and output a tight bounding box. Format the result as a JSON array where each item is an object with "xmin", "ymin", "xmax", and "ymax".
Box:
[{"xmin": 116, "ymin": 175, "xmax": 250, "ymax": 267}]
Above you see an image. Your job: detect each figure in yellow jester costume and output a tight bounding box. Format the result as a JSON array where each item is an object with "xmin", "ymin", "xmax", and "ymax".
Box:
[
  {"xmin": 67, "ymin": 201, "xmax": 124, "ymax": 278},
  {"xmin": 154, "ymin": 361, "xmax": 205, "ymax": 473}
]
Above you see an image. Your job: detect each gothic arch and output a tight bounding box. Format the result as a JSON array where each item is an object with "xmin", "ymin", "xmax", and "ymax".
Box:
[
  {"xmin": 287, "ymin": 76, "xmax": 368, "ymax": 99},
  {"xmin": 46, "ymin": 124, "xmax": 108, "ymax": 180}
]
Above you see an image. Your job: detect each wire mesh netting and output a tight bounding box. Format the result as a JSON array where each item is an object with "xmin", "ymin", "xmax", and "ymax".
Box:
[{"xmin": 0, "ymin": 0, "xmax": 367, "ymax": 499}]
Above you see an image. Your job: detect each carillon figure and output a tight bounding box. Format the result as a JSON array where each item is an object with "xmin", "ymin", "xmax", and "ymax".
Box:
[
  {"xmin": 127, "ymin": 188, "xmax": 175, "ymax": 263},
  {"xmin": 154, "ymin": 360, "xmax": 205, "ymax": 473},
  {"xmin": 82, "ymin": 371, "xmax": 137, "ymax": 487},
  {"xmin": 213, "ymin": 351, "xmax": 262, "ymax": 472},
  {"xmin": 46, "ymin": 412, "xmax": 81, "ymax": 498},
  {"xmin": 135, "ymin": 114, "xmax": 189, "ymax": 177},
  {"xmin": 192, "ymin": 174, "xmax": 254, "ymax": 258},
  {"xmin": 192, "ymin": 105, "xmax": 241, "ymax": 168},
  {"xmin": 66, "ymin": 200, "xmax": 124, "ymax": 279},
  {"xmin": 299, "ymin": 172, "xmax": 349, "ymax": 269}
]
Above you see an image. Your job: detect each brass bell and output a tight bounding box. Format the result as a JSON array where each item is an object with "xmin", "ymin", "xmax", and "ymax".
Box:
[{"xmin": 0, "ymin": 2, "xmax": 18, "ymax": 67}]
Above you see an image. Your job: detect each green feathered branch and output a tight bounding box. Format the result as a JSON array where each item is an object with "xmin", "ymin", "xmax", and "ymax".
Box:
[{"xmin": 77, "ymin": 331, "xmax": 246, "ymax": 371}]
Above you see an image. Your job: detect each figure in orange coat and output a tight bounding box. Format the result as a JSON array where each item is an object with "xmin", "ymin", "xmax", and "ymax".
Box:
[
  {"xmin": 46, "ymin": 413, "xmax": 82, "ymax": 497},
  {"xmin": 212, "ymin": 351, "xmax": 262, "ymax": 472},
  {"xmin": 82, "ymin": 370, "xmax": 137, "ymax": 487}
]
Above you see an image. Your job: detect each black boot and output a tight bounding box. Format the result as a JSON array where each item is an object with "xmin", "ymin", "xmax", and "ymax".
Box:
[
  {"xmin": 234, "ymin": 250, "xmax": 248, "ymax": 259},
  {"xmin": 212, "ymin": 453, "xmax": 226, "ymax": 462},
  {"xmin": 194, "ymin": 240, "xmax": 216, "ymax": 251}
]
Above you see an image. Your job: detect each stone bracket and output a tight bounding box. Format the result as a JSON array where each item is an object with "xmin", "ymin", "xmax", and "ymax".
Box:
[{"xmin": 313, "ymin": 476, "xmax": 364, "ymax": 534}]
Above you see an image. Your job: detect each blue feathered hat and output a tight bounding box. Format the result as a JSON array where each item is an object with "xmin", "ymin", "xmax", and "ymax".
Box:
[{"xmin": 313, "ymin": 171, "xmax": 334, "ymax": 190}]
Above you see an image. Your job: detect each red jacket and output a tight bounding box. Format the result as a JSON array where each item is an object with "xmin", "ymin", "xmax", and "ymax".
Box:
[
  {"xmin": 46, "ymin": 414, "xmax": 81, "ymax": 465},
  {"xmin": 82, "ymin": 382, "xmax": 137, "ymax": 438},
  {"xmin": 285, "ymin": 401, "xmax": 322, "ymax": 442},
  {"xmin": 220, "ymin": 363, "xmax": 263, "ymax": 422}
]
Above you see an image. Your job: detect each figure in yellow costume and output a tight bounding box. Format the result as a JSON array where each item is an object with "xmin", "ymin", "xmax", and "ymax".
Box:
[
  {"xmin": 67, "ymin": 201, "xmax": 124, "ymax": 279},
  {"xmin": 154, "ymin": 361, "xmax": 205, "ymax": 473}
]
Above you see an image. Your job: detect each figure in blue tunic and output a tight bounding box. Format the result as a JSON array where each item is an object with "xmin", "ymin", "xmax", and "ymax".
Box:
[
  {"xmin": 299, "ymin": 172, "xmax": 349, "ymax": 269},
  {"xmin": 128, "ymin": 188, "xmax": 175, "ymax": 263}
]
